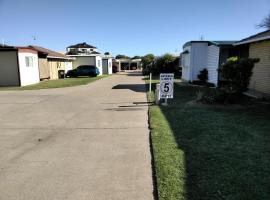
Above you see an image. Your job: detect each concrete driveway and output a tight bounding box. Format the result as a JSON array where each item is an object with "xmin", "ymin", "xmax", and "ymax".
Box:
[{"xmin": 0, "ymin": 71, "xmax": 153, "ymax": 200}]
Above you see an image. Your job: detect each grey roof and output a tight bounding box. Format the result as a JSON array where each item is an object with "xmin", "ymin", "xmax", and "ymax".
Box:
[
  {"xmin": 234, "ymin": 29, "xmax": 270, "ymax": 45},
  {"xmin": 67, "ymin": 42, "xmax": 97, "ymax": 49},
  {"xmin": 183, "ymin": 40, "xmax": 237, "ymax": 48},
  {"xmin": 29, "ymin": 45, "xmax": 71, "ymax": 59}
]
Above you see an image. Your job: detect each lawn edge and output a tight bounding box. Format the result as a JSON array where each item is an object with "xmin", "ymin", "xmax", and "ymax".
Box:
[
  {"xmin": 0, "ymin": 75, "xmax": 110, "ymax": 91},
  {"xmin": 148, "ymin": 104, "xmax": 159, "ymax": 200}
]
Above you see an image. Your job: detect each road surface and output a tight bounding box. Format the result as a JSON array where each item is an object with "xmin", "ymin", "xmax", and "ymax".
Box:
[{"xmin": 0, "ymin": 71, "xmax": 153, "ymax": 200}]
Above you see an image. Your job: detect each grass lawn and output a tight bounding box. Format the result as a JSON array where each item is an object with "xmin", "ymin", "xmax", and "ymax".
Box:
[
  {"xmin": 0, "ymin": 75, "xmax": 108, "ymax": 91},
  {"xmin": 147, "ymin": 77, "xmax": 270, "ymax": 200}
]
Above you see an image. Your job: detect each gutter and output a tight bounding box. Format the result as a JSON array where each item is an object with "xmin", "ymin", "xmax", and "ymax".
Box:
[{"xmin": 47, "ymin": 56, "xmax": 74, "ymax": 60}]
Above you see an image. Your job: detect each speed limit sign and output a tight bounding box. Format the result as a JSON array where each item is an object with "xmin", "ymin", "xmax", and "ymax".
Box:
[{"xmin": 160, "ymin": 73, "xmax": 174, "ymax": 98}]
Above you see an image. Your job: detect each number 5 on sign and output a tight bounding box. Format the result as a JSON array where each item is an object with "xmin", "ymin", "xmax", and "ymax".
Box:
[{"xmin": 160, "ymin": 73, "xmax": 174, "ymax": 99}]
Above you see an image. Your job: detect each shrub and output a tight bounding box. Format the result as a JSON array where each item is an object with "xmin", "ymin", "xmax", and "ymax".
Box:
[
  {"xmin": 142, "ymin": 67, "xmax": 150, "ymax": 76},
  {"xmin": 219, "ymin": 57, "xmax": 259, "ymax": 93},
  {"xmin": 197, "ymin": 68, "xmax": 208, "ymax": 83},
  {"xmin": 152, "ymin": 54, "xmax": 179, "ymax": 75}
]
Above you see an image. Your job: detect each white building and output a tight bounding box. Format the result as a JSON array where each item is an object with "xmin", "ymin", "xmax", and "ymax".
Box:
[
  {"xmin": 0, "ymin": 45, "xmax": 40, "ymax": 86},
  {"xmin": 66, "ymin": 42, "xmax": 105, "ymax": 75},
  {"xmin": 102, "ymin": 54, "xmax": 113, "ymax": 74},
  {"xmin": 181, "ymin": 41, "xmax": 237, "ymax": 86}
]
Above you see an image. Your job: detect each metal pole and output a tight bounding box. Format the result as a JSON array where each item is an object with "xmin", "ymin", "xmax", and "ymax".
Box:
[
  {"xmin": 149, "ymin": 73, "xmax": 152, "ymax": 93},
  {"xmin": 162, "ymin": 97, "xmax": 168, "ymax": 106}
]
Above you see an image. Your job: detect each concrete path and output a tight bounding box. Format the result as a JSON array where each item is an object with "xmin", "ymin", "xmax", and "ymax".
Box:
[{"xmin": 0, "ymin": 71, "xmax": 153, "ymax": 200}]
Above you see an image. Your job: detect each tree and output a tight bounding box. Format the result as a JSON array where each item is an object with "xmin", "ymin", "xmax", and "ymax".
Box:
[
  {"xmin": 152, "ymin": 54, "xmax": 177, "ymax": 74},
  {"xmin": 141, "ymin": 54, "xmax": 155, "ymax": 68},
  {"xmin": 104, "ymin": 52, "xmax": 110, "ymax": 55},
  {"xmin": 257, "ymin": 13, "xmax": 270, "ymax": 29},
  {"xmin": 115, "ymin": 55, "xmax": 130, "ymax": 59},
  {"xmin": 132, "ymin": 56, "xmax": 141, "ymax": 59}
]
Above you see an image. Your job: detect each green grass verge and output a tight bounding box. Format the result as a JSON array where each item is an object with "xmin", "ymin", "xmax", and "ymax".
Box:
[
  {"xmin": 0, "ymin": 75, "xmax": 108, "ymax": 91},
  {"xmin": 147, "ymin": 78, "xmax": 270, "ymax": 200}
]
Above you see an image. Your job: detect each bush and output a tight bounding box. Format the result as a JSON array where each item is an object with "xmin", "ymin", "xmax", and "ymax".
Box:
[
  {"xmin": 219, "ymin": 57, "xmax": 259, "ymax": 93},
  {"xmin": 197, "ymin": 68, "xmax": 208, "ymax": 83},
  {"xmin": 142, "ymin": 67, "xmax": 150, "ymax": 76},
  {"xmin": 152, "ymin": 54, "xmax": 179, "ymax": 75}
]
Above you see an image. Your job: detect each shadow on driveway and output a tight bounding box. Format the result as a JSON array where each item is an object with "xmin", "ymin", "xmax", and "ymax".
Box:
[{"xmin": 112, "ymin": 84, "xmax": 146, "ymax": 93}]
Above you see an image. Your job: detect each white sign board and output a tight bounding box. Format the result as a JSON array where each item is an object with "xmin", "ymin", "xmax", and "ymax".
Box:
[{"xmin": 160, "ymin": 73, "xmax": 174, "ymax": 99}]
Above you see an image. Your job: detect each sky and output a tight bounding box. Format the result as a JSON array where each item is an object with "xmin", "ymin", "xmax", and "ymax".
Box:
[{"xmin": 0, "ymin": 0, "xmax": 269, "ymax": 57}]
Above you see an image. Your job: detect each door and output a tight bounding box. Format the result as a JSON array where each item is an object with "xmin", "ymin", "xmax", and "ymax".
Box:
[{"xmin": 102, "ymin": 59, "xmax": 109, "ymax": 74}]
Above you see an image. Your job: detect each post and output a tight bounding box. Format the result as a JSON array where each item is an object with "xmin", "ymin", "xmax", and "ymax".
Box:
[
  {"xmin": 163, "ymin": 98, "xmax": 168, "ymax": 106},
  {"xmin": 149, "ymin": 73, "xmax": 152, "ymax": 94},
  {"xmin": 156, "ymin": 84, "xmax": 160, "ymax": 105}
]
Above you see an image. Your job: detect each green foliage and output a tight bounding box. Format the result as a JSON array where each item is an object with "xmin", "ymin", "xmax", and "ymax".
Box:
[
  {"xmin": 132, "ymin": 55, "xmax": 141, "ymax": 59},
  {"xmin": 152, "ymin": 54, "xmax": 179, "ymax": 75},
  {"xmin": 219, "ymin": 57, "xmax": 259, "ymax": 93},
  {"xmin": 142, "ymin": 53, "xmax": 179, "ymax": 75},
  {"xmin": 142, "ymin": 54, "xmax": 155, "ymax": 67},
  {"xmin": 142, "ymin": 54, "xmax": 155, "ymax": 75},
  {"xmin": 115, "ymin": 54, "xmax": 130, "ymax": 59},
  {"xmin": 197, "ymin": 68, "xmax": 208, "ymax": 83}
]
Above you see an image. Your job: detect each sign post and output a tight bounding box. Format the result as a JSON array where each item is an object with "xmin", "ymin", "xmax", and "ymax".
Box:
[
  {"xmin": 149, "ymin": 73, "xmax": 152, "ymax": 100},
  {"xmin": 159, "ymin": 73, "xmax": 174, "ymax": 105}
]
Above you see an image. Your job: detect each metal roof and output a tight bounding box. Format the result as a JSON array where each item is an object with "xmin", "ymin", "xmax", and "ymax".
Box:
[
  {"xmin": 234, "ymin": 29, "xmax": 270, "ymax": 45},
  {"xmin": 183, "ymin": 40, "xmax": 237, "ymax": 48}
]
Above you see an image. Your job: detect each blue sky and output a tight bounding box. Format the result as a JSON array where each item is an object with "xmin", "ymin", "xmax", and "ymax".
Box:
[{"xmin": 0, "ymin": 0, "xmax": 269, "ymax": 56}]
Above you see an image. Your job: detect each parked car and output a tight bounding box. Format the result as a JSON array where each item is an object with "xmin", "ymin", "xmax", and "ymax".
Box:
[{"xmin": 66, "ymin": 65, "xmax": 100, "ymax": 77}]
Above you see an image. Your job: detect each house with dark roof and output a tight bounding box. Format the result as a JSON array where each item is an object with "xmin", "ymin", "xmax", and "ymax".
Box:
[
  {"xmin": 66, "ymin": 42, "xmax": 111, "ymax": 75},
  {"xmin": 0, "ymin": 45, "xmax": 40, "ymax": 86},
  {"xmin": 234, "ymin": 30, "xmax": 270, "ymax": 96},
  {"xmin": 181, "ymin": 40, "xmax": 241, "ymax": 85},
  {"xmin": 30, "ymin": 46, "xmax": 73, "ymax": 80}
]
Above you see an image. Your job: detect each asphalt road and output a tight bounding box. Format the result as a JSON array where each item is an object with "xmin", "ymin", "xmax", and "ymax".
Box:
[{"xmin": 0, "ymin": 71, "xmax": 153, "ymax": 200}]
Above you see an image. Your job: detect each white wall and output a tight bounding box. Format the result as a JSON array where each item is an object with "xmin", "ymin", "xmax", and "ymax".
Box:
[
  {"xmin": 18, "ymin": 52, "xmax": 40, "ymax": 86},
  {"xmin": 108, "ymin": 58, "xmax": 113, "ymax": 74},
  {"xmin": 207, "ymin": 45, "xmax": 220, "ymax": 86},
  {"xmin": 190, "ymin": 43, "xmax": 208, "ymax": 81},
  {"xmin": 181, "ymin": 45, "xmax": 191, "ymax": 81},
  {"xmin": 95, "ymin": 56, "xmax": 102, "ymax": 75},
  {"xmin": 65, "ymin": 61, "xmax": 73, "ymax": 73}
]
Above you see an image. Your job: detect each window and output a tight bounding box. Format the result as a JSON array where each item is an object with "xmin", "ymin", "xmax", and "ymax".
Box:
[
  {"xmin": 98, "ymin": 60, "xmax": 101, "ymax": 67},
  {"xmin": 25, "ymin": 56, "xmax": 33, "ymax": 67}
]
